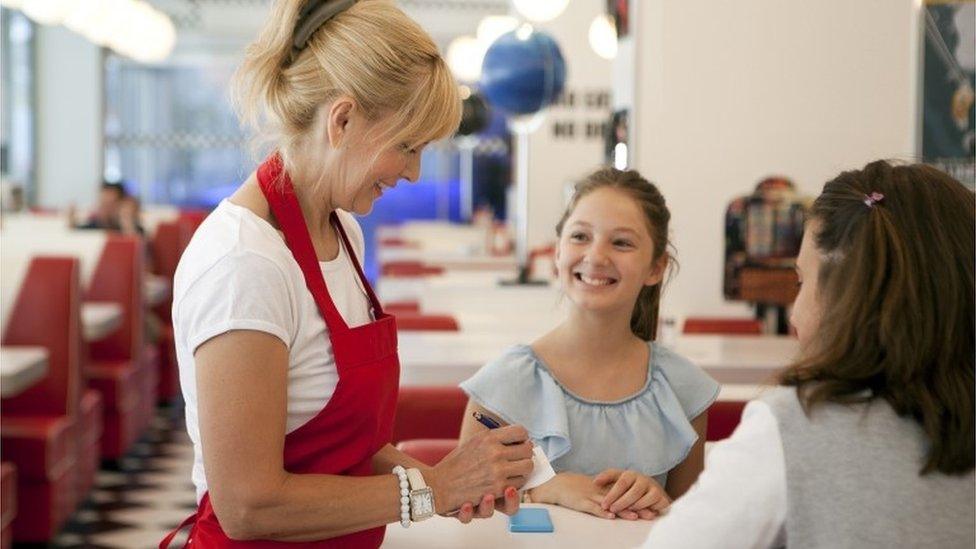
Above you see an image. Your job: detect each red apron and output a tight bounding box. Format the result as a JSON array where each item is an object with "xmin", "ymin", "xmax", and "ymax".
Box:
[{"xmin": 161, "ymin": 155, "xmax": 400, "ymax": 548}]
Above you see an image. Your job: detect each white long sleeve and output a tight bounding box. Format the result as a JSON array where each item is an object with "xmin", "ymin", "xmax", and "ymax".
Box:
[{"xmin": 642, "ymin": 400, "xmax": 787, "ymax": 548}]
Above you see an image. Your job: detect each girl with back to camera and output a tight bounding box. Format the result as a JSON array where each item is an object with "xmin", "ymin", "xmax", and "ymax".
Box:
[
  {"xmin": 644, "ymin": 160, "xmax": 975, "ymax": 548},
  {"xmin": 162, "ymin": 1, "xmax": 535, "ymax": 547},
  {"xmin": 459, "ymin": 168, "xmax": 720, "ymax": 520}
]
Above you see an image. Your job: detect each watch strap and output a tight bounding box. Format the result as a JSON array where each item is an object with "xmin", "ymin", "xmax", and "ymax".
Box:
[{"xmin": 405, "ymin": 468, "xmax": 428, "ymax": 490}]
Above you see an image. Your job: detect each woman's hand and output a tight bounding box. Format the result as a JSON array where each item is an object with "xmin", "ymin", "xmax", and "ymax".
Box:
[
  {"xmin": 425, "ymin": 425, "xmax": 534, "ymax": 518},
  {"xmin": 593, "ymin": 468, "xmax": 670, "ymax": 519},
  {"xmin": 448, "ymin": 486, "xmax": 521, "ymax": 524},
  {"xmin": 528, "ymin": 473, "xmax": 616, "ymax": 519}
]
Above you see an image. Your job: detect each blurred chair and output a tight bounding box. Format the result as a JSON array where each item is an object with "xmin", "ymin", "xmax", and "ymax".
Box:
[
  {"xmin": 0, "ymin": 462, "xmax": 15, "ymax": 549},
  {"xmin": 384, "ymin": 301, "xmax": 420, "ymax": 314},
  {"xmin": 177, "ymin": 209, "xmax": 209, "ymax": 235},
  {"xmin": 395, "ymin": 439, "xmax": 458, "ymax": 466},
  {"xmin": 381, "ymin": 261, "xmax": 444, "ymax": 277},
  {"xmin": 683, "ymin": 317, "xmax": 763, "ymax": 335},
  {"xmin": 378, "ymin": 237, "xmax": 418, "ymax": 248},
  {"xmin": 706, "ymin": 400, "xmax": 748, "ymax": 441},
  {"xmin": 1, "ymin": 257, "xmax": 83, "ymax": 541},
  {"xmin": 77, "ymin": 385, "xmax": 103, "ymax": 499},
  {"xmin": 394, "ymin": 314, "xmax": 459, "ymax": 332},
  {"xmin": 86, "ymin": 236, "xmax": 154, "ymax": 460},
  {"xmin": 150, "ymin": 220, "xmax": 192, "ymax": 402},
  {"xmin": 392, "ymin": 386, "xmax": 468, "ymax": 444}
]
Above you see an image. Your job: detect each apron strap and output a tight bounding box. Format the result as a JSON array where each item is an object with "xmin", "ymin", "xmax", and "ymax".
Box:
[
  {"xmin": 159, "ymin": 512, "xmax": 197, "ymax": 549},
  {"xmin": 257, "ymin": 154, "xmax": 349, "ymax": 333},
  {"xmin": 330, "ymin": 212, "xmax": 386, "ymax": 317}
]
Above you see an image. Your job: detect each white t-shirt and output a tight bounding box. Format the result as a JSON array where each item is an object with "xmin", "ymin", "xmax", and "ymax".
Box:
[
  {"xmin": 172, "ymin": 199, "xmax": 374, "ymax": 502},
  {"xmin": 641, "ymin": 400, "xmax": 787, "ymax": 548}
]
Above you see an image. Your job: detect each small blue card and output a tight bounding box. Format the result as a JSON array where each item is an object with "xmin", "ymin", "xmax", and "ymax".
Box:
[{"xmin": 508, "ymin": 508, "xmax": 554, "ymax": 533}]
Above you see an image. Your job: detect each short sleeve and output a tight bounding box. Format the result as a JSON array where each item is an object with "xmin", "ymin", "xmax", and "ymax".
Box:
[
  {"xmin": 460, "ymin": 346, "xmax": 573, "ymax": 461},
  {"xmin": 654, "ymin": 343, "xmax": 720, "ymax": 419},
  {"xmin": 176, "ymin": 251, "xmax": 295, "ymax": 354}
]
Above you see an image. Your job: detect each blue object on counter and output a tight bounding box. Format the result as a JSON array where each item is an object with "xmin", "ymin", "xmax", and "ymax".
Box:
[{"xmin": 509, "ymin": 508, "xmax": 555, "ymax": 533}]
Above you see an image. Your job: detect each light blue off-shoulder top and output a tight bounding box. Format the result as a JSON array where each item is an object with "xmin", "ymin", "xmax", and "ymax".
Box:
[{"xmin": 460, "ymin": 342, "xmax": 719, "ymax": 487}]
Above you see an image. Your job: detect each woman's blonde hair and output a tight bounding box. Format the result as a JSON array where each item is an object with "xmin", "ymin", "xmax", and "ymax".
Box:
[{"xmin": 232, "ymin": 0, "xmax": 461, "ymax": 174}]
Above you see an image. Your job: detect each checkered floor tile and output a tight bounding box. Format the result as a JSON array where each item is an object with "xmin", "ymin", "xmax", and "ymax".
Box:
[{"xmin": 16, "ymin": 406, "xmax": 197, "ymax": 549}]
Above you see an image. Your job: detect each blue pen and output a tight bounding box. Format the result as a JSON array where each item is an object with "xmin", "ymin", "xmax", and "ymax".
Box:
[{"xmin": 473, "ymin": 411, "xmax": 501, "ymax": 429}]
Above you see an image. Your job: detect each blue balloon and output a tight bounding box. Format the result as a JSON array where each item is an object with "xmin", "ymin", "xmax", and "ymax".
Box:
[{"xmin": 480, "ymin": 29, "xmax": 567, "ymax": 116}]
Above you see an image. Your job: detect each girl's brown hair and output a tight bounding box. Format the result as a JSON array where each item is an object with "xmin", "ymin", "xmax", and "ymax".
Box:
[
  {"xmin": 232, "ymin": 0, "xmax": 461, "ymax": 174},
  {"xmin": 781, "ymin": 160, "xmax": 975, "ymax": 475},
  {"xmin": 556, "ymin": 168, "xmax": 674, "ymax": 341}
]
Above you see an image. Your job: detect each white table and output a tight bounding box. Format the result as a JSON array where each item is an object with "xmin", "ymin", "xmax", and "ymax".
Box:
[
  {"xmin": 379, "ymin": 271, "xmax": 516, "ymax": 304},
  {"xmin": 376, "ymin": 246, "xmax": 518, "ymax": 271},
  {"xmin": 383, "ymin": 503, "xmax": 653, "ymax": 548},
  {"xmin": 82, "ymin": 302, "xmax": 124, "ymax": 341},
  {"xmin": 669, "ymin": 335, "xmax": 798, "ymax": 384},
  {"xmin": 397, "ymin": 334, "xmax": 798, "ymax": 387},
  {"xmin": 144, "ymin": 274, "xmax": 171, "ymax": 307},
  {"xmin": 0, "ymin": 346, "xmax": 49, "ymax": 397},
  {"xmin": 718, "ymin": 383, "xmax": 771, "ymax": 401},
  {"xmin": 377, "ymin": 222, "xmax": 490, "ymax": 251}
]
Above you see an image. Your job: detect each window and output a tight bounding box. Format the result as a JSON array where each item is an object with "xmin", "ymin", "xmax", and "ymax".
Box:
[
  {"xmin": 1, "ymin": 8, "xmax": 36, "ymax": 208},
  {"xmin": 103, "ymin": 53, "xmax": 250, "ymax": 206}
]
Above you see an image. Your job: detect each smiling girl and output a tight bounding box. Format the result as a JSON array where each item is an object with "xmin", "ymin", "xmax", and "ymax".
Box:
[{"xmin": 459, "ymin": 168, "xmax": 719, "ymax": 520}]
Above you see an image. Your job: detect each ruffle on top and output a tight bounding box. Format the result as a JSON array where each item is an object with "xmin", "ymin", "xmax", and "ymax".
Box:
[{"xmin": 460, "ymin": 342, "xmax": 719, "ymax": 486}]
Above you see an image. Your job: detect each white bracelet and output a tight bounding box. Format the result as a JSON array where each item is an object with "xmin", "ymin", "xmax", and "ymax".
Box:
[{"xmin": 392, "ymin": 465, "xmax": 411, "ymax": 528}]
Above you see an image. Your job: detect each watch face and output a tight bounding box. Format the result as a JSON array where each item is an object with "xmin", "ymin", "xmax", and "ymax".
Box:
[{"xmin": 410, "ymin": 489, "xmax": 434, "ymax": 518}]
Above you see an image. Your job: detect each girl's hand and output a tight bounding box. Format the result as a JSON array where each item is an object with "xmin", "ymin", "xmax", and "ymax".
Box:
[
  {"xmin": 529, "ymin": 473, "xmax": 616, "ymax": 520},
  {"xmin": 426, "ymin": 425, "xmax": 534, "ymax": 515},
  {"xmin": 593, "ymin": 468, "xmax": 670, "ymax": 519}
]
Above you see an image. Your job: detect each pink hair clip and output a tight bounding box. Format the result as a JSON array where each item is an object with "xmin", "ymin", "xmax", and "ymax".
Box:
[{"xmin": 863, "ymin": 192, "xmax": 885, "ymax": 207}]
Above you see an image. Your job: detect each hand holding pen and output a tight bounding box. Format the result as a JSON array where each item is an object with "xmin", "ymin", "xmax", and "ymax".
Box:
[{"xmin": 423, "ymin": 411, "xmax": 533, "ymax": 522}]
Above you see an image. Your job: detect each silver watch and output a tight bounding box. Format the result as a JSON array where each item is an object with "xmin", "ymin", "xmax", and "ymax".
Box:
[{"xmin": 405, "ymin": 468, "xmax": 436, "ymax": 521}]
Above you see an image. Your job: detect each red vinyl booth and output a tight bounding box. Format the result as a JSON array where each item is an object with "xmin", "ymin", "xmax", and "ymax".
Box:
[
  {"xmin": 85, "ymin": 236, "xmax": 155, "ymax": 460},
  {"xmin": 706, "ymin": 400, "xmax": 748, "ymax": 441},
  {"xmin": 384, "ymin": 301, "xmax": 420, "ymax": 314},
  {"xmin": 381, "ymin": 261, "xmax": 444, "ymax": 277},
  {"xmin": 177, "ymin": 209, "xmax": 209, "ymax": 235},
  {"xmin": 150, "ymin": 220, "xmax": 192, "ymax": 402},
  {"xmin": 0, "ymin": 257, "xmax": 85, "ymax": 541},
  {"xmin": 683, "ymin": 317, "xmax": 764, "ymax": 335},
  {"xmin": 378, "ymin": 237, "xmax": 418, "ymax": 248},
  {"xmin": 395, "ymin": 439, "xmax": 458, "ymax": 466},
  {"xmin": 393, "ymin": 314, "xmax": 459, "ymax": 332},
  {"xmin": 392, "ymin": 386, "xmax": 469, "ymax": 444},
  {"xmin": 0, "ymin": 463, "xmax": 16, "ymax": 549}
]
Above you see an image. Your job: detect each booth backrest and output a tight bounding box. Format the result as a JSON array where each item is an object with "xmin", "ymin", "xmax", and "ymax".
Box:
[
  {"xmin": 1, "ymin": 257, "xmax": 83, "ymax": 417},
  {"xmin": 87, "ymin": 236, "xmax": 144, "ymax": 361},
  {"xmin": 392, "ymin": 386, "xmax": 469, "ymax": 443},
  {"xmin": 683, "ymin": 317, "xmax": 764, "ymax": 336},
  {"xmin": 151, "ymin": 220, "xmax": 191, "ymax": 279}
]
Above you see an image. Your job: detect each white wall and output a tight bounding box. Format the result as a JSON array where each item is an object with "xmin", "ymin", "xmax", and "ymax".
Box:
[
  {"xmin": 629, "ymin": 0, "xmax": 921, "ymax": 319},
  {"xmin": 523, "ymin": 0, "xmax": 613, "ymax": 252},
  {"xmin": 35, "ymin": 24, "xmax": 103, "ymax": 209}
]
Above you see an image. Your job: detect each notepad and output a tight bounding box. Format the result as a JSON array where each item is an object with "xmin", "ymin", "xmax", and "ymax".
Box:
[{"xmin": 523, "ymin": 446, "xmax": 556, "ymax": 490}]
